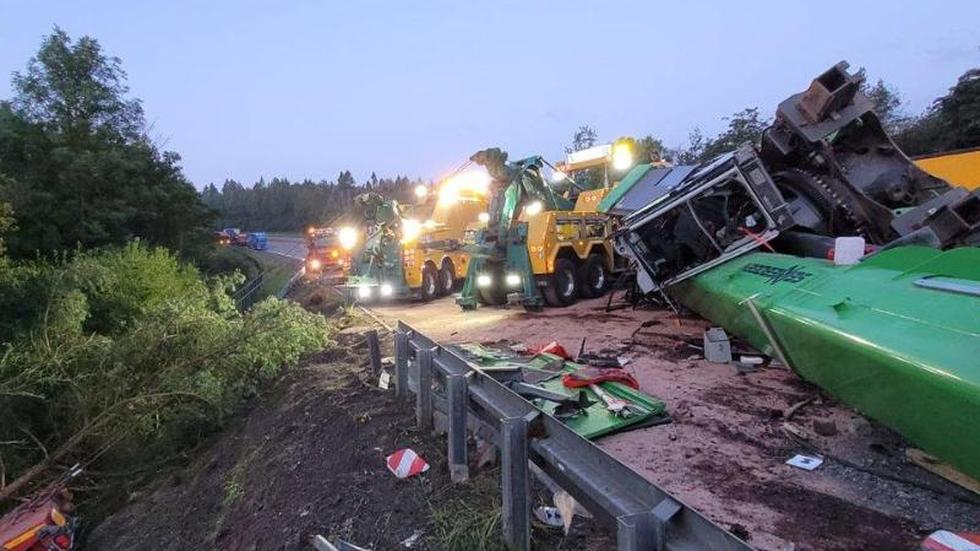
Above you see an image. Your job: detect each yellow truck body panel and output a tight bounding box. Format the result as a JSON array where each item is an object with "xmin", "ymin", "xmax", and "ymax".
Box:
[{"xmin": 914, "ymin": 148, "xmax": 980, "ymax": 190}]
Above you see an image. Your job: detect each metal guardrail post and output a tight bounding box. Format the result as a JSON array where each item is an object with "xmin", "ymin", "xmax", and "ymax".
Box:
[
  {"xmin": 501, "ymin": 415, "xmax": 531, "ymax": 551},
  {"xmin": 394, "ymin": 331, "xmax": 409, "ymax": 398},
  {"xmin": 416, "ymin": 347, "xmax": 434, "ymax": 430},
  {"xmin": 366, "ymin": 329, "xmax": 382, "ymax": 377},
  {"xmin": 446, "ymin": 372, "xmax": 469, "ymax": 482}
]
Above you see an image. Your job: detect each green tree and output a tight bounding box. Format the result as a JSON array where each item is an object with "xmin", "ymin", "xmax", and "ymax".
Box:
[
  {"xmin": 0, "ymin": 28, "xmax": 212, "ymax": 259},
  {"xmin": 0, "ymin": 175, "xmax": 14, "ymax": 261},
  {"xmin": 678, "ymin": 108, "xmax": 770, "ymax": 164},
  {"xmin": 566, "ymin": 124, "xmax": 598, "ymax": 154}
]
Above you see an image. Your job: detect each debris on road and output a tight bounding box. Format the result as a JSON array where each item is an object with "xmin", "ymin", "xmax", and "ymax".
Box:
[
  {"xmin": 786, "ymin": 454, "xmax": 824, "ymax": 471},
  {"xmin": 311, "ymin": 535, "xmax": 372, "ymax": 551},
  {"xmin": 533, "ymin": 506, "xmax": 564, "ymax": 529},
  {"xmin": 703, "ymin": 327, "xmax": 732, "ymax": 363}
]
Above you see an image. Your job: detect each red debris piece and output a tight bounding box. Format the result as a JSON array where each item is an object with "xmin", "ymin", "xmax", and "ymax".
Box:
[
  {"xmin": 529, "ymin": 341, "xmax": 572, "ymax": 360},
  {"xmin": 561, "ymin": 367, "xmax": 640, "ymax": 390}
]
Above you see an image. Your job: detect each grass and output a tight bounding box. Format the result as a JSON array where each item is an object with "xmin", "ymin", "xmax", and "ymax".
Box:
[
  {"xmin": 427, "ymin": 467, "xmax": 508, "ymax": 551},
  {"xmin": 245, "ymin": 250, "xmax": 301, "ymax": 299}
]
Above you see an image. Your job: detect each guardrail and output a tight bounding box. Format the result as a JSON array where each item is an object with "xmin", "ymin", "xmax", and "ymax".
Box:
[{"xmin": 392, "ymin": 321, "xmax": 752, "ymax": 551}]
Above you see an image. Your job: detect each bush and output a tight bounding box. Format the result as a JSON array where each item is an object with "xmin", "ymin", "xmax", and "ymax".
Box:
[{"xmin": 0, "ymin": 242, "xmax": 331, "ymax": 502}]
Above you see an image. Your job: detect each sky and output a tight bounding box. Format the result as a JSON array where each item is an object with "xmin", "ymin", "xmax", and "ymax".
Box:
[{"xmin": 1, "ymin": 1, "xmax": 978, "ymax": 189}]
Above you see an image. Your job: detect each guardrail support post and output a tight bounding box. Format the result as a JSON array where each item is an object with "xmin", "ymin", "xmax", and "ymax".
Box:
[
  {"xmin": 501, "ymin": 416, "xmax": 530, "ymax": 551},
  {"xmin": 394, "ymin": 331, "xmax": 409, "ymax": 398},
  {"xmin": 366, "ymin": 329, "xmax": 382, "ymax": 377},
  {"xmin": 447, "ymin": 373, "xmax": 469, "ymax": 482},
  {"xmin": 416, "ymin": 347, "xmax": 434, "ymax": 430}
]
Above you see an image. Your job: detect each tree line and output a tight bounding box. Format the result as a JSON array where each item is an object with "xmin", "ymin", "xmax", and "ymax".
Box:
[
  {"xmin": 200, "ymin": 171, "xmax": 424, "ymax": 232},
  {"xmin": 568, "ymin": 66, "xmax": 980, "ymax": 168}
]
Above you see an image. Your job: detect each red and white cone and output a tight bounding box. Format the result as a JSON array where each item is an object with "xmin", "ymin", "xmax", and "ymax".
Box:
[
  {"xmin": 921, "ymin": 531, "xmax": 980, "ymax": 551},
  {"xmin": 385, "ymin": 448, "xmax": 430, "ymax": 479}
]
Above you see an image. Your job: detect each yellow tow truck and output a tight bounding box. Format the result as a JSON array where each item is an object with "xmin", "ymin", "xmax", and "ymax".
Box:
[
  {"xmin": 458, "ymin": 139, "xmax": 637, "ymax": 309},
  {"xmin": 340, "ymin": 173, "xmax": 490, "ymax": 301}
]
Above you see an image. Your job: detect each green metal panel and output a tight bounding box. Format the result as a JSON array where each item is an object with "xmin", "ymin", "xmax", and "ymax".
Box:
[
  {"xmin": 672, "ymin": 246, "xmax": 980, "ymax": 479},
  {"xmin": 455, "ymin": 344, "xmax": 667, "ymax": 439}
]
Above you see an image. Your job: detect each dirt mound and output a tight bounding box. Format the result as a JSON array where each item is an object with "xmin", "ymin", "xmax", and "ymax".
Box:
[{"xmin": 86, "ymin": 328, "xmax": 610, "ymax": 550}]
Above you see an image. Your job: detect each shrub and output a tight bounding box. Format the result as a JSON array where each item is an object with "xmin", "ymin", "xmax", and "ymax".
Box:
[{"xmin": 0, "ymin": 242, "xmax": 331, "ymax": 502}]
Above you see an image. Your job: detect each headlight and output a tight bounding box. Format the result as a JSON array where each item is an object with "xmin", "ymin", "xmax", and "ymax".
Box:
[
  {"xmin": 415, "ymin": 185, "xmax": 428, "ymax": 199},
  {"xmin": 380, "ymin": 284, "xmax": 394, "ymax": 297},
  {"xmin": 339, "ymin": 227, "xmax": 358, "ymax": 250},
  {"xmin": 524, "ymin": 201, "xmax": 543, "ymax": 216},
  {"xmin": 505, "ymin": 273, "xmax": 521, "ymax": 287},
  {"xmin": 309, "ymin": 259, "xmax": 322, "ymax": 270},
  {"xmin": 476, "ymin": 274, "xmax": 492, "ymax": 288},
  {"xmin": 478, "ymin": 212, "xmax": 490, "ymax": 223},
  {"xmin": 401, "ymin": 219, "xmax": 422, "ymax": 243},
  {"xmin": 330, "ymin": 250, "xmax": 339, "ymax": 259},
  {"xmin": 357, "ymin": 286, "xmax": 372, "ymax": 299},
  {"xmin": 612, "ymin": 141, "xmax": 633, "ymax": 172}
]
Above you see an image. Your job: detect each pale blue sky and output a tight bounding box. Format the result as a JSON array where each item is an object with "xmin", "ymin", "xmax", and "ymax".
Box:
[{"xmin": 2, "ymin": 1, "xmax": 978, "ymax": 188}]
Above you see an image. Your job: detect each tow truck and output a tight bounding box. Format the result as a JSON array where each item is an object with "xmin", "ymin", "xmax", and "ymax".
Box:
[
  {"xmin": 303, "ymin": 226, "xmax": 350, "ymax": 283},
  {"xmin": 456, "ymin": 140, "xmax": 635, "ymax": 311},
  {"xmin": 339, "ymin": 172, "xmax": 489, "ymax": 302}
]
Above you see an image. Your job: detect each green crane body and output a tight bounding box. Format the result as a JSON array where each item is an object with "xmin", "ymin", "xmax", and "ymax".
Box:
[
  {"xmin": 456, "ymin": 148, "xmax": 573, "ymax": 311},
  {"xmin": 345, "ymin": 193, "xmax": 410, "ymax": 296},
  {"xmin": 671, "ymin": 245, "xmax": 980, "ymax": 479}
]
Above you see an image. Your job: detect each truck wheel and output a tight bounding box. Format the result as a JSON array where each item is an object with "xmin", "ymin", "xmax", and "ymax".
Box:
[
  {"xmin": 579, "ymin": 254, "xmax": 610, "ymax": 298},
  {"xmin": 543, "ymin": 257, "xmax": 579, "ymax": 307},
  {"xmin": 419, "ymin": 265, "xmax": 439, "ymax": 301},
  {"xmin": 438, "ymin": 260, "xmax": 455, "ymax": 296},
  {"xmin": 476, "ymin": 269, "xmax": 508, "ymax": 306}
]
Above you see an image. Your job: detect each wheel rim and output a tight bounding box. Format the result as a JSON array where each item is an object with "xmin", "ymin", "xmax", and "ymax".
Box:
[
  {"xmin": 592, "ymin": 265, "xmax": 605, "ymax": 289},
  {"xmin": 426, "ymin": 274, "xmax": 436, "ymax": 295},
  {"xmin": 560, "ymin": 269, "xmax": 574, "ymax": 297},
  {"xmin": 442, "ymin": 270, "xmax": 452, "ymax": 290}
]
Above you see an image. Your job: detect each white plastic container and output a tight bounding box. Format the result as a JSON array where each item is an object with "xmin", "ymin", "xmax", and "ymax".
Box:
[{"xmin": 833, "ymin": 236, "xmax": 866, "ymax": 265}]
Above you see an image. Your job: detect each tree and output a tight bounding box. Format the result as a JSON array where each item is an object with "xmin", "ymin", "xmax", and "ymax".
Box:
[
  {"xmin": 893, "ymin": 67, "xmax": 980, "ymax": 156},
  {"xmin": 854, "ymin": 68, "xmax": 907, "ymax": 134},
  {"xmin": 634, "ymin": 134, "xmax": 668, "ymax": 163},
  {"xmin": 0, "ymin": 28, "xmax": 213, "ymax": 259},
  {"xmin": 677, "ymin": 108, "xmax": 770, "ymax": 164},
  {"xmin": 566, "ymin": 124, "xmax": 598, "ymax": 154},
  {"xmin": 11, "ymin": 27, "xmax": 144, "ymax": 142},
  {"xmin": 0, "ymin": 174, "xmax": 14, "ymax": 260}
]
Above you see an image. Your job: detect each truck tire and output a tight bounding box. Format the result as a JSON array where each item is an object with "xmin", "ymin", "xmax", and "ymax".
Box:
[
  {"xmin": 476, "ymin": 268, "xmax": 508, "ymax": 306},
  {"xmin": 438, "ymin": 260, "xmax": 455, "ymax": 296},
  {"xmin": 579, "ymin": 254, "xmax": 610, "ymax": 298},
  {"xmin": 419, "ymin": 265, "xmax": 439, "ymax": 302},
  {"xmin": 542, "ymin": 257, "xmax": 579, "ymax": 307}
]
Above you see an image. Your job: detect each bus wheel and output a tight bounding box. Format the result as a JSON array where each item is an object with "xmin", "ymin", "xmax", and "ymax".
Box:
[
  {"xmin": 579, "ymin": 254, "xmax": 610, "ymax": 298},
  {"xmin": 542, "ymin": 257, "xmax": 579, "ymax": 307},
  {"xmin": 419, "ymin": 265, "xmax": 439, "ymax": 301}
]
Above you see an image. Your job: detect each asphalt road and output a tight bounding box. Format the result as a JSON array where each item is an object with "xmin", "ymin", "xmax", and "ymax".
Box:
[{"xmin": 265, "ymin": 235, "xmax": 307, "ymax": 261}]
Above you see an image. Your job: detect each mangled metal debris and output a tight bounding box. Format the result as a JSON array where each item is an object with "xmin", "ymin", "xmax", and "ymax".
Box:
[{"xmin": 611, "ymin": 61, "xmax": 980, "ymax": 481}]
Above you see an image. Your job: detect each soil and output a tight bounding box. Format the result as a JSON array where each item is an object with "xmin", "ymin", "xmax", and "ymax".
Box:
[
  {"xmin": 86, "ymin": 325, "xmax": 612, "ymax": 550},
  {"xmin": 368, "ymin": 294, "xmax": 980, "ymax": 551}
]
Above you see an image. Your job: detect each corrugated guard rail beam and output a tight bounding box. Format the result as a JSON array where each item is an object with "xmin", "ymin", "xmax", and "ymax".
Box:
[{"xmin": 393, "ymin": 321, "xmax": 752, "ymax": 551}]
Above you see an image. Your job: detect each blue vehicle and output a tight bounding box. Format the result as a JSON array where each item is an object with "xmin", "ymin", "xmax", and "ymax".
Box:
[{"xmin": 246, "ymin": 232, "xmax": 268, "ymax": 251}]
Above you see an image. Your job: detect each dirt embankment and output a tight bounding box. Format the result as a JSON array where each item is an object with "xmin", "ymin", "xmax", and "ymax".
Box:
[{"xmin": 86, "ymin": 323, "xmax": 610, "ymax": 550}]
